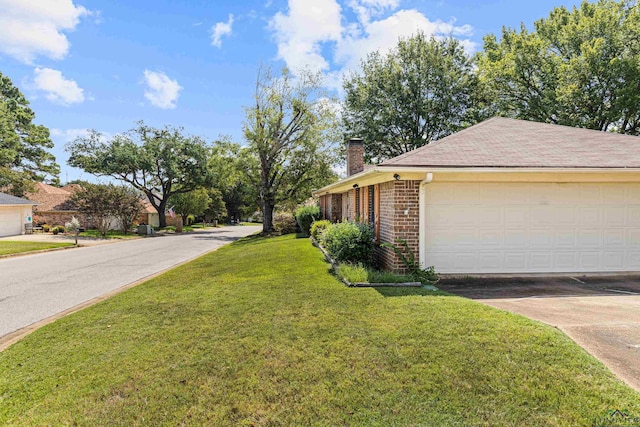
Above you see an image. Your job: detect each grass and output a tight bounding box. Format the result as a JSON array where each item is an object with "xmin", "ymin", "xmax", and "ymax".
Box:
[
  {"xmin": 78, "ymin": 229, "xmax": 140, "ymax": 239},
  {"xmin": 0, "ymin": 235, "xmax": 639, "ymax": 425},
  {"xmin": 0, "ymin": 241, "xmax": 75, "ymax": 255},
  {"xmin": 337, "ymin": 262, "xmax": 417, "ymax": 284}
]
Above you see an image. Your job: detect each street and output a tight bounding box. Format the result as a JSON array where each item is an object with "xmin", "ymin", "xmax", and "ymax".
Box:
[{"xmin": 0, "ymin": 226, "xmax": 260, "ymax": 342}]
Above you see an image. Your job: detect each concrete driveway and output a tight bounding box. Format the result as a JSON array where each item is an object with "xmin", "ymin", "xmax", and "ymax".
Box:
[
  {"xmin": 440, "ymin": 276, "xmax": 640, "ymax": 391},
  {"xmin": 0, "ymin": 226, "xmax": 261, "ymax": 349}
]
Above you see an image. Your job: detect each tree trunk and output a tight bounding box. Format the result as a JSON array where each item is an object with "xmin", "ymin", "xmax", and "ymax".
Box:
[
  {"xmin": 157, "ymin": 199, "xmax": 168, "ymax": 228},
  {"xmin": 262, "ymin": 200, "xmax": 275, "ymax": 233},
  {"xmin": 181, "ymin": 214, "xmax": 188, "ymax": 226}
]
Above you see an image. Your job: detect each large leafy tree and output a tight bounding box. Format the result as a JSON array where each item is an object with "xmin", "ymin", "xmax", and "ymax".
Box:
[
  {"xmin": 342, "ymin": 32, "xmax": 480, "ymax": 163},
  {"xmin": 478, "ymin": 0, "xmax": 640, "ymax": 133},
  {"xmin": 0, "ymin": 71, "xmax": 59, "ymax": 194},
  {"xmin": 207, "ymin": 139, "xmax": 257, "ymax": 223},
  {"xmin": 243, "ymin": 67, "xmax": 338, "ymax": 233},
  {"xmin": 72, "ymin": 183, "xmax": 143, "ymax": 237},
  {"xmin": 67, "ymin": 122, "xmax": 211, "ymax": 227},
  {"xmin": 169, "ymin": 187, "xmax": 211, "ymax": 225}
]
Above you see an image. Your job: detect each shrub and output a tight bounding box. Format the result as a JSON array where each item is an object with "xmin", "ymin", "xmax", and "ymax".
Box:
[
  {"xmin": 52, "ymin": 226, "xmax": 60, "ymax": 235},
  {"xmin": 381, "ymin": 238, "xmax": 439, "ymax": 284},
  {"xmin": 273, "ymin": 211, "xmax": 298, "ymax": 234},
  {"xmin": 310, "ymin": 220, "xmax": 331, "ymax": 240},
  {"xmin": 42, "ymin": 224, "xmax": 50, "ymax": 233},
  {"xmin": 321, "ymin": 221, "xmax": 373, "ymax": 265},
  {"xmin": 295, "ymin": 205, "xmax": 320, "ymax": 236}
]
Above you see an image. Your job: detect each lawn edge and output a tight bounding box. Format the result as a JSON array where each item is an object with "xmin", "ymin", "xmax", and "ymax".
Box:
[
  {"xmin": 0, "ymin": 236, "xmax": 248, "ymax": 352},
  {"xmin": 0, "ymin": 244, "xmax": 78, "ymax": 259}
]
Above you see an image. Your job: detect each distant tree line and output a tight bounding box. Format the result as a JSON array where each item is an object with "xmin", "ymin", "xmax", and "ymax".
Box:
[{"xmin": 4, "ymin": 0, "xmax": 640, "ymax": 232}]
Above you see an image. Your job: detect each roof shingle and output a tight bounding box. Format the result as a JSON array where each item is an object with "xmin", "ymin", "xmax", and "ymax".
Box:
[
  {"xmin": 380, "ymin": 117, "xmax": 640, "ymax": 168},
  {"xmin": 0, "ymin": 192, "xmax": 36, "ymax": 205}
]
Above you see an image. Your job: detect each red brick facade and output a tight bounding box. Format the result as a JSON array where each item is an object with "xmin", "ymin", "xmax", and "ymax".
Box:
[{"xmin": 319, "ymin": 179, "xmax": 421, "ymax": 273}]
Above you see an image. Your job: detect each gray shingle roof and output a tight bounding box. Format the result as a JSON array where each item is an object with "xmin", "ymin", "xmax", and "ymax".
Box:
[
  {"xmin": 379, "ymin": 117, "xmax": 640, "ymax": 168},
  {"xmin": 0, "ymin": 192, "xmax": 36, "ymax": 205}
]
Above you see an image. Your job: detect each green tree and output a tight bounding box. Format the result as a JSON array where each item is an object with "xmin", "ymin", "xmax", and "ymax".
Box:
[
  {"xmin": 203, "ymin": 188, "xmax": 227, "ymax": 225},
  {"xmin": 477, "ymin": 0, "xmax": 640, "ymax": 133},
  {"xmin": 342, "ymin": 32, "xmax": 480, "ymax": 163},
  {"xmin": 243, "ymin": 67, "xmax": 338, "ymax": 233},
  {"xmin": 169, "ymin": 188, "xmax": 211, "ymax": 225},
  {"xmin": 66, "ymin": 122, "xmax": 211, "ymax": 227},
  {"xmin": 0, "ymin": 71, "xmax": 59, "ymax": 194},
  {"xmin": 208, "ymin": 139, "xmax": 258, "ymax": 223},
  {"xmin": 112, "ymin": 186, "xmax": 144, "ymax": 234}
]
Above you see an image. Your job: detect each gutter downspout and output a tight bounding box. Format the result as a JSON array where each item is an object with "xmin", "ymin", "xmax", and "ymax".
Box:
[{"xmin": 418, "ymin": 173, "xmax": 433, "ymax": 268}]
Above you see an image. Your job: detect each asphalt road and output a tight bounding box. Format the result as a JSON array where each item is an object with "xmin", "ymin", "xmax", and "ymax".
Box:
[{"xmin": 0, "ymin": 226, "xmax": 260, "ymax": 341}]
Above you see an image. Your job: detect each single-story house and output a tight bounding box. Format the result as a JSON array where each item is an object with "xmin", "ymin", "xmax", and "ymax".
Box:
[
  {"xmin": 314, "ymin": 117, "xmax": 640, "ymax": 275},
  {"xmin": 138, "ymin": 202, "xmax": 160, "ymax": 227},
  {"xmin": 0, "ymin": 192, "xmax": 37, "ymax": 237},
  {"xmin": 26, "ymin": 182, "xmax": 83, "ymax": 226}
]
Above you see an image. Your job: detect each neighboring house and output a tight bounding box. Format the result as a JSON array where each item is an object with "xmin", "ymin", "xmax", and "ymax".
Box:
[
  {"xmin": 314, "ymin": 117, "xmax": 640, "ymax": 274},
  {"xmin": 26, "ymin": 182, "xmax": 82, "ymax": 226},
  {"xmin": 138, "ymin": 202, "xmax": 160, "ymax": 227},
  {"xmin": 0, "ymin": 192, "xmax": 36, "ymax": 237}
]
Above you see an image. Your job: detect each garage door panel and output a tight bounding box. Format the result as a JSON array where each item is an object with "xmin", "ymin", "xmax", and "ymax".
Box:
[
  {"xmin": 555, "ymin": 252, "xmax": 579, "ymax": 269},
  {"xmin": 555, "ymin": 230, "xmax": 576, "ymax": 248},
  {"xmin": 504, "ymin": 230, "xmax": 529, "ymax": 249},
  {"xmin": 0, "ymin": 210, "xmax": 21, "ymax": 237},
  {"xmin": 605, "ymin": 207, "xmax": 626, "ymax": 226},
  {"xmin": 505, "ymin": 208, "xmax": 528, "ymax": 228},
  {"xmin": 604, "ymin": 252, "xmax": 625, "ymax": 269},
  {"xmin": 604, "ymin": 230, "xmax": 625, "ymax": 248},
  {"xmin": 424, "ymin": 182, "xmax": 640, "ymax": 273}
]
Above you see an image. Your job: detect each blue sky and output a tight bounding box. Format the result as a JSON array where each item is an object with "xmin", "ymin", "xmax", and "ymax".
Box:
[{"xmin": 0, "ymin": 0, "xmax": 583, "ymax": 183}]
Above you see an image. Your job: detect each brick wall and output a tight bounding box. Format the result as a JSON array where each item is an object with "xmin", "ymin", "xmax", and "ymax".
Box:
[
  {"xmin": 346, "ymin": 139, "xmax": 364, "ymax": 176},
  {"xmin": 330, "ymin": 193, "xmax": 342, "ymax": 221},
  {"xmin": 341, "ymin": 189, "xmax": 355, "ymax": 221},
  {"xmin": 374, "ymin": 180, "xmax": 421, "ymax": 273}
]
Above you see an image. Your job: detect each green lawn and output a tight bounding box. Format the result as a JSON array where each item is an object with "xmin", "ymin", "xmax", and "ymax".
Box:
[
  {"xmin": 0, "ymin": 235, "xmax": 638, "ymax": 426},
  {"xmin": 0, "ymin": 241, "xmax": 75, "ymax": 256}
]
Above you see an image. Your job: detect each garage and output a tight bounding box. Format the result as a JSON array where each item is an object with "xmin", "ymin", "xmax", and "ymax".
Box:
[
  {"xmin": 424, "ymin": 181, "xmax": 640, "ymax": 274},
  {"xmin": 0, "ymin": 192, "xmax": 36, "ymax": 237}
]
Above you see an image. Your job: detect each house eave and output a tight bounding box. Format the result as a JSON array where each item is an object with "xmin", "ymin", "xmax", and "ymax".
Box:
[{"xmin": 313, "ymin": 166, "xmax": 640, "ymax": 196}]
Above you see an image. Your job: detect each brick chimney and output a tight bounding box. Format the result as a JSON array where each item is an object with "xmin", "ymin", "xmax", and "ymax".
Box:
[{"xmin": 346, "ymin": 138, "xmax": 364, "ymax": 176}]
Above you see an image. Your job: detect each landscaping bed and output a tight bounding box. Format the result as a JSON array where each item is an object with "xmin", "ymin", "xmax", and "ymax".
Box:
[{"xmin": 0, "ymin": 235, "xmax": 638, "ymax": 425}]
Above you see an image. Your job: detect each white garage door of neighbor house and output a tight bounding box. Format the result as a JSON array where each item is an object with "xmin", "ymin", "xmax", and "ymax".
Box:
[
  {"xmin": 0, "ymin": 209, "xmax": 21, "ymax": 237},
  {"xmin": 424, "ymin": 182, "xmax": 640, "ymax": 274}
]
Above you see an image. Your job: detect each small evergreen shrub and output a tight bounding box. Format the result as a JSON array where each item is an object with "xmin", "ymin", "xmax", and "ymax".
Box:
[
  {"xmin": 273, "ymin": 211, "xmax": 298, "ymax": 234},
  {"xmin": 42, "ymin": 224, "xmax": 50, "ymax": 233},
  {"xmin": 310, "ymin": 220, "xmax": 331, "ymax": 240},
  {"xmin": 321, "ymin": 221, "xmax": 373, "ymax": 265},
  {"xmin": 295, "ymin": 205, "xmax": 321, "ymax": 236}
]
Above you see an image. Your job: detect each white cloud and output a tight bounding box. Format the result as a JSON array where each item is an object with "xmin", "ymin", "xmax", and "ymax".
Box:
[
  {"xmin": 211, "ymin": 14, "xmax": 234, "ymax": 48},
  {"xmin": 143, "ymin": 70, "xmax": 182, "ymax": 109},
  {"xmin": 0, "ymin": 0, "xmax": 90, "ymax": 63},
  {"xmin": 269, "ymin": 0, "xmax": 475, "ymax": 90},
  {"xmin": 32, "ymin": 67, "xmax": 85, "ymax": 105},
  {"xmin": 269, "ymin": 0, "xmax": 342, "ymax": 72}
]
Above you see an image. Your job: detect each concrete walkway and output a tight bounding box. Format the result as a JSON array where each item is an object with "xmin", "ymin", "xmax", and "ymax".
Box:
[
  {"xmin": 440, "ymin": 276, "xmax": 640, "ymax": 391},
  {"xmin": 0, "ymin": 226, "xmax": 260, "ymax": 348}
]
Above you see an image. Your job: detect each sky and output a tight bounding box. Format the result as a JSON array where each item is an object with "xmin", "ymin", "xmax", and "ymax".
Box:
[{"xmin": 0, "ymin": 0, "xmax": 584, "ymax": 183}]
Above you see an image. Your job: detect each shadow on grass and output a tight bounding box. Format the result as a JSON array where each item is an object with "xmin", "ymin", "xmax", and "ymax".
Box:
[{"xmin": 374, "ymin": 287, "xmax": 453, "ymax": 298}]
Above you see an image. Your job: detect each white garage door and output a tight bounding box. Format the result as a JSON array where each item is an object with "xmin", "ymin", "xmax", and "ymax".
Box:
[
  {"xmin": 424, "ymin": 182, "xmax": 640, "ymax": 274},
  {"xmin": 0, "ymin": 208, "xmax": 22, "ymax": 237}
]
